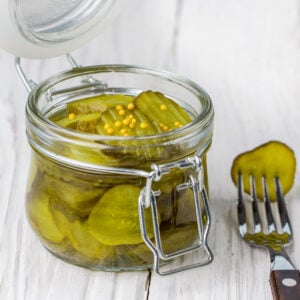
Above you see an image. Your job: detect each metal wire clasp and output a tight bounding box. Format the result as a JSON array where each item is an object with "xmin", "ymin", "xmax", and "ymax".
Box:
[
  {"xmin": 15, "ymin": 54, "xmax": 107, "ymax": 94},
  {"xmin": 138, "ymin": 156, "xmax": 213, "ymax": 275}
]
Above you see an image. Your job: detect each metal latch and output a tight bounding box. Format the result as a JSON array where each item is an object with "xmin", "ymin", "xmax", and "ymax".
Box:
[{"xmin": 138, "ymin": 156, "xmax": 213, "ymax": 275}]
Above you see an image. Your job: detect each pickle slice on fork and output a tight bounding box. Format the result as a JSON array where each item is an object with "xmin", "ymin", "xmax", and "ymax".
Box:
[
  {"xmin": 231, "ymin": 141, "xmax": 300, "ymax": 299},
  {"xmin": 231, "ymin": 140, "xmax": 296, "ymax": 201}
]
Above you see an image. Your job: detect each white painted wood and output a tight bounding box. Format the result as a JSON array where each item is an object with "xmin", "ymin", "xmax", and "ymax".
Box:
[{"xmin": 1, "ymin": 0, "xmax": 300, "ymax": 299}]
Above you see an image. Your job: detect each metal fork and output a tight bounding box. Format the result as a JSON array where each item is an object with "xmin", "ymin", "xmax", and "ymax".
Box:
[{"xmin": 237, "ymin": 173, "xmax": 300, "ymax": 300}]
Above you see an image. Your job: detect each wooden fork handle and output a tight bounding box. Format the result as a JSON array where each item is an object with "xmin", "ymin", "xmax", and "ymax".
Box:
[{"xmin": 270, "ymin": 270, "xmax": 300, "ymax": 300}]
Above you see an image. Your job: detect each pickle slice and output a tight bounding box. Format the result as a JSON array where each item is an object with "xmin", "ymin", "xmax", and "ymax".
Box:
[
  {"xmin": 114, "ymin": 245, "xmax": 149, "ymax": 267},
  {"xmin": 50, "ymin": 199, "xmax": 114, "ymax": 260},
  {"xmin": 26, "ymin": 188, "xmax": 65, "ymax": 244},
  {"xmin": 156, "ymin": 187, "xmax": 197, "ymax": 227},
  {"xmin": 231, "ymin": 141, "xmax": 296, "ymax": 201},
  {"xmin": 129, "ymin": 223, "xmax": 199, "ymax": 260},
  {"xmin": 88, "ymin": 185, "xmax": 154, "ymax": 245},
  {"xmin": 67, "ymin": 94, "xmax": 134, "ymax": 114},
  {"xmin": 48, "ymin": 178, "xmax": 106, "ymax": 217},
  {"xmin": 95, "ymin": 106, "xmax": 165, "ymax": 161},
  {"xmin": 70, "ymin": 145, "xmax": 120, "ymax": 165},
  {"xmin": 56, "ymin": 112, "xmax": 101, "ymax": 133},
  {"xmin": 175, "ymin": 188, "xmax": 197, "ymax": 225},
  {"xmin": 161, "ymin": 223, "xmax": 199, "ymax": 253},
  {"xmin": 134, "ymin": 90, "xmax": 191, "ymax": 131},
  {"xmin": 95, "ymin": 105, "xmax": 157, "ymax": 137},
  {"xmin": 153, "ymin": 169, "xmax": 185, "ymax": 195}
]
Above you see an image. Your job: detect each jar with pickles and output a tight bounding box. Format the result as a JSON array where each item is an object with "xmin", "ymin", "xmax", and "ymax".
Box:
[{"xmin": 25, "ymin": 65, "xmax": 214, "ymax": 274}]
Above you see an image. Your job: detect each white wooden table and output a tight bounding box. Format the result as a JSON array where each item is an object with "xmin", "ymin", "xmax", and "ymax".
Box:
[{"xmin": 1, "ymin": 1, "xmax": 300, "ymax": 299}]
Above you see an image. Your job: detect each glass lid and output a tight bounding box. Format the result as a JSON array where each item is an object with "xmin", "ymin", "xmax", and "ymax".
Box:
[{"xmin": 0, "ymin": 0, "xmax": 122, "ymax": 58}]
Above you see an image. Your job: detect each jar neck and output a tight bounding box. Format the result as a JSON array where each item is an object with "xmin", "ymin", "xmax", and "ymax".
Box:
[{"xmin": 25, "ymin": 65, "xmax": 214, "ymax": 171}]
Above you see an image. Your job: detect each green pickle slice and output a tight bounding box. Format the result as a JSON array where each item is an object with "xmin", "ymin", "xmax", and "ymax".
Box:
[
  {"xmin": 88, "ymin": 185, "xmax": 154, "ymax": 245},
  {"xmin": 55, "ymin": 112, "xmax": 101, "ymax": 133},
  {"xmin": 134, "ymin": 90, "xmax": 191, "ymax": 131},
  {"xmin": 231, "ymin": 141, "xmax": 296, "ymax": 201},
  {"xmin": 26, "ymin": 187, "xmax": 65, "ymax": 245},
  {"xmin": 47, "ymin": 178, "xmax": 107, "ymax": 217},
  {"xmin": 49, "ymin": 199, "xmax": 115, "ymax": 261},
  {"xmin": 67, "ymin": 94, "xmax": 134, "ymax": 114},
  {"xmin": 129, "ymin": 223, "xmax": 199, "ymax": 261}
]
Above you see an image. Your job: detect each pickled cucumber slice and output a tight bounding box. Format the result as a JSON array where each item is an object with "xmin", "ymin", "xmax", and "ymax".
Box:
[
  {"xmin": 55, "ymin": 112, "xmax": 101, "ymax": 133},
  {"xmin": 95, "ymin": 104, "xmax": 157, "ymax": 137},
  {"xmin": 156, "ymin": 185, "xmax": 197, "ymax": 225},
  {"xmin": 68, "ymin": 144, "xmax": 120, "ymax": 166},
  {"xmin": 48, "ymin": 178, "xmax": 106, "ymax": 217},
  {"xmin": 231, "ymin": 141, "xmax": 296, "ymax": 201},
  {"xmin": 134, "ymin": 90, "xmax": 191, "ymax": 131},
  {"xmin": 95, "ymin": 106, "xmax": 165, "ymax": 161},
  {"xmin": 161, "ymin": 223, "xmax": 199, "ymax": 253},
  {"xmin": 67, "ymin": 94, "xmax": 134, "ymax": 114},
  {"xmin": 153, "ymin": 169, "xmax": 185, "ymax": 195},
  {"xmin": 114, "ymin": 245, "xmax": 149, "ymax": 267},
  {"xmin": 130, "ymin": 223, "xmax": 198, "ymax": 259},
  {"xmin": 50, "ymin": 199, "xmax": 114, "ymax": 260},
  {"xmin": 88, "ymin": 185, "xmax": 154, "ymax": 245},
  {"xmin": 175, "ymin": 189, "xmax": 197, "ymax": 225},
  {"xmin": 26, "ymin": 188, "xmax": 65, "ymax": 244}
]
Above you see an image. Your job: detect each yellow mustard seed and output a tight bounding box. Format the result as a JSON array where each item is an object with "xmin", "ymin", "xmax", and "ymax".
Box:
[
  {"xmin": 118, "ymin": 109, "xmax": 126, "ymax": 116},
  {"xmin": 116, "ymin": 105, "xmax": 123, "ymax": 111},
  {"xmin": 129, "ymin": 122, "xmax": 135, "ymax": 129},
  {"xmin": 115, "ymin": 121, "xmax": 122, "ymax": 128},
  {"xmin": 104, "ymin": 123, "xmax": 110, "ymax": 130},
  {"xmin": 128, "ymin": 114, "xmax": 134, "ymax": 119},
  {"xmin": 120, "ymin": 128, "xmax": 128, "ymax": 135},
  {"xmin": 160, "ymin": 104, "xmax": 168, "ymax": 111},
  {"xmin": 140, "ymin": 122, "xmax": 148, "ymax": 129},
  {"xmin": 68, "ymin": 113, "xmax": 76, "ymax": 120},
  {"xmin": 159, "ymin": 123, "xmax": 164, "ymax": 128},
  {"xmin": 127, "ymin": 103, "xmax": 135, "ymax": 110},
  {"xmin": 174, "ymin": 121, "xmax": 181, "ymax": 127},
  {"xmin": 131, "ymin": 118, "xmax": 137, "ymax": 124},
  {"xmin": 123, "ymin": 118, "xmax": 130, "ymax": 126},
  {"xmin": 163, "ymin": 126, "xmax": 169, "ymax": 131},
  {"xmin": 106, "ymin": 127, "xmax": 114, "ymax": 134}
]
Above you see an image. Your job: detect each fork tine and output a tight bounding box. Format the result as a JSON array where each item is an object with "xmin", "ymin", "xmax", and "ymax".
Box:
[
  {"xmin": 275, "ymin": 177, "xmax": 293, "ymax": 235},
  {"xmin": 237, "ymin": 173, "xmax": 247, "ymax": 236},
  {"xmin": 262, "ymin": 176, "xmax": 276, "ymax": 233},
  {"xmin": 250, "ymin": 175, "xmax": 262, "ymax": 233}
]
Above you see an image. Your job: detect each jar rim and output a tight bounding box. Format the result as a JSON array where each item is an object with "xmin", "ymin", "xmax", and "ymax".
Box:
[{"xmin": 26, "ymin": 64, "xmax": 214, "ymax": 143}]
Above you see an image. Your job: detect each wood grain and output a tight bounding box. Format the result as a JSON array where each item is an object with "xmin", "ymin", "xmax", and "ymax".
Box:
[{"xmin": 1, "ymin": 0, "xmax": 300, "ymax": 299}]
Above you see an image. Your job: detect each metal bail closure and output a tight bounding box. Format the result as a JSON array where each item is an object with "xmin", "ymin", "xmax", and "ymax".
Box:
[{"xmin": 138, "ymin": 156, "xmax": 213, "ymax": 276}]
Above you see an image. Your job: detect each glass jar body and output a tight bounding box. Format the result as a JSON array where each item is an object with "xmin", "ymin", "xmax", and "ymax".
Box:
[
  {"xmin": 25, "ymin": 65, "xmax": 214, "ymax": 271},
  {"xmin": 26, "ymin": 151, "xmax": 209, "ymax": 270}
]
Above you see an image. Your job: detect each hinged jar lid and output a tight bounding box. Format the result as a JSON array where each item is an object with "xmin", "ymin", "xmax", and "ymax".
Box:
[{"xmin": 0, "ymin": 0, "xmax": 122, "ymax": 58}]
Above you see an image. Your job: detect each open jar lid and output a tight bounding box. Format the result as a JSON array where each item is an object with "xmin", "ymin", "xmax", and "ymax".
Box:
[{"xmin": 0, "ymin": 0, "xmax": 122, "ymax": 58}]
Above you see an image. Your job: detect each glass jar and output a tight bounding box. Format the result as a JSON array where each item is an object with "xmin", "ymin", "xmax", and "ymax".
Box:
[{"xmin": 25, "ymin": 64, "xmax": 214, "ymax": 274}]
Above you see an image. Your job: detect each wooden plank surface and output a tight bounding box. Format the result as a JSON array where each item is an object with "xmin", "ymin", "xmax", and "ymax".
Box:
[{"xmin": 1, "ymin": 0, "xmax": 300, "ymax": 299}]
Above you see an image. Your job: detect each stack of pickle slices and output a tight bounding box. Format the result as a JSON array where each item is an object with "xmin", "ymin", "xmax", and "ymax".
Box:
[{"xmin": 26, "ymin": 90, "xmax": 200, "ymax": 269}]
